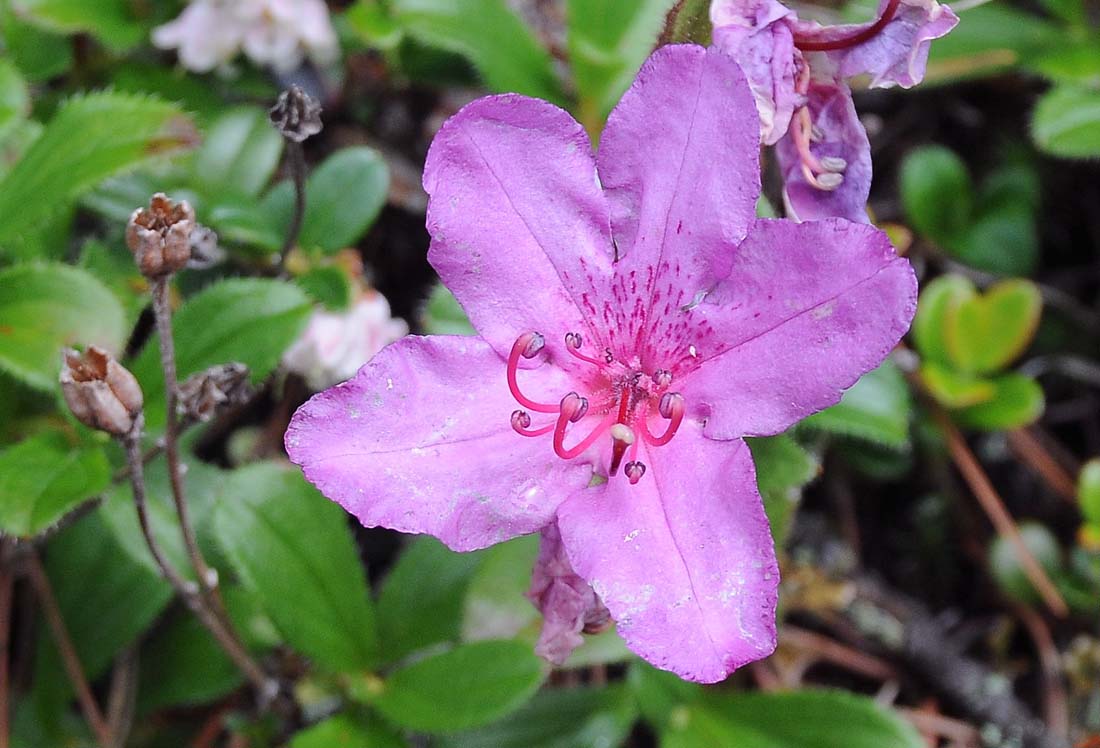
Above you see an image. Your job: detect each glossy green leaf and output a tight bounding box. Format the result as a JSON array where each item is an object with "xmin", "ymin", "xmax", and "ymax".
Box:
[
  {"xmin": 296, "ymin": 266, "xmax": 353, "ymax": 310},
  {"xmin": 207, "ymin": 201, "xmax": 285, "ymax": 254},
  {"xmin": 0, "ymin": 264, "xmax": 127, "ymax": 391},
  {"xmin": 1078, "ymin": 458, "xmax": 1100, "ymax": 527},
  {"xmin": 628, "ymin": 661, "xmax": 702, "ymax": 732},
  {"xmin": 435, "ymin": 684, "xmax": 637, "ymax": 748},
  {"xmin": 0, "ymin": 12, "xmax": 72, "ymax": 81},
  {"xmin": 911, "ymin": 274, "xmax": 974, "ymax": 367},
  {"xmin": 1032, "ymin": 84, "xmax": 1100, "ymax": 159},
  {"xmin": 131, "ymin": 278, "xmax": 311, "ymax": 431},
  {"xmin": 0, "ymin": 432, "xmax": 109, "ymax": 537},
  {"xmin": 1028, "ymin": 39, "xmax": 1100, "ymax": 85},
  {"xmin": 369, "ymin": 640, "xmax": 544, "ymax": 733},
  {"xmin": 924, "ymin": 3, "xmax": 1061, "ymax": 84},
  {"xmin": 900, "ymin": 145, "xmax": 972, "ymax": 243},
  {"xmin": 291, "ymin": 714, "xmax": 407, "ymax": 748},
  {"xmin": 920, "ymin": 362, "xmax": 996, "ymax": 409},
  {"xmin": 462, "ymin": 534, "xmax": 540, "ymax": 642},
  {"xmin": 954, "ymin": 372, "xmax": 1044, "ymax": 430},
  {"xmin": 422, "ymin": 284, "xmax": 475, "ymax": 335},
  {"xmin": 0, "ymin": 58, "xmax": 29, "ymax": 138},
  {"xmin": 298, "ymin": 146, "xmax": 389, "ymax": 254},
  {"xmin": 955, "ymin": 205, "xmax": 1038, "ymax": 276},
  {"xmin": 377, "ymin": 536, "xmax": 483, "ymax": 665},
  {"xmin": 662, "ymin": 690, "xmax": 923, "ymax": 748},
  {"xmin": 943, "ymin": 279, "xmax": 1041, "ymax": 375},
  {"xmin": 366, "ymin": 0, "xmax": 564, "ymax": 104},
  {"xmin": 0, "ymin": 92, "xmax": 193, "ymax": 254},
  {"xmin": 214, "ymin": 462, "xmax": 378, "ymax": 672},
  {"xmin": 11, "ymin": 0, "xmax": 143, "ymax": 51},
  {"xmin": 747, "ymin": 434, "xmax": 817, "ymax": 545},
  {"xmin": 193, "ymin": 107, "xmax": 284, "ymax": 200},
  {"xmin": 567, "ymin": 0, "xmax": 676, "ymax": 126},
  {"xmin": 804, "ymin": 360, "xmax": 912, "ymax": 449},
  {"xmin": 989, "ymin": 521, "xmax": 1064, "ymax": 604}
]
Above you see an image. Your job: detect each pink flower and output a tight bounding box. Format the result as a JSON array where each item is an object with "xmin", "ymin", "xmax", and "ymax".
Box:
[
  {"xmin": 712, "ymin": 0, "xmax": 957, "ymax": 221},
  {"xmin": 286, "ymin": 45, "xmax": 916, "ymax": 682}
]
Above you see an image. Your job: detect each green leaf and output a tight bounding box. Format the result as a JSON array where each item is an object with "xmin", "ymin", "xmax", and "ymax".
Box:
[
  {"xmin": 1078, "ymin": 458, "xmax": 1100, "ymax": 527},
  {"xmin": 131, "ymin": 278, "xmax": 311, "ymax": 432},
  {"xmin": 924, "ymin": 4, "xmax": 1062, "ymax": 84},
  {"xmin": 296, "ymin": 266, "xmax": 353, "ymax": 310},
  {"xmin": 0, "ymin": 263, "xmax": 127, "ymax": 391},
  {"xmin": 955, "ymin": 205, "xmax": 1038, "ymax": 276},
  {"xmin": 365, "ymin": 0, "xmax": 564, "ymax": 104},
  {"xmin": 369, "ymin": 640, "xmax": 544, "ymax": 733},
  {"xmin": 214, "ymin": 462, "xmax": 378, "ymax": 672},
  {"xmin": 0, "ymin": 58, "xmax": 30, "ymax": 139},
  {"xmin": 1032, "ymin": 84, "xmax": 1100, "ymax": 159},
  {"xmin": 920, "ymin": 362, "xmax": 996, "ymax": 409},
  {"xmin": 911, "ymin": 274, "xmax": 975, "ymax": 367},
  {"xmin": 567, "ymin": 0, "xmax": 676, "ymax": 126},
  {"xmin": 435, "ymin": 684, "xmax": 637, "ymax": 748},
  {"xmin": 943, "ymin": 279, "xmax": 1042, "ymax": 375},
  {"xmin": 1028, "ymin": 39, "xmax": 1100, "ymax": 85},
  {"xmin": 989, "ymin": 521, "xmax": 1064, "ymax": 604},
  {"xmin": 0, "ymin": 432, "xmax": 109, "ymax": 537},
  {"xmin": 627, "ymin": 661, "xmax": 702, "ymax": 732},
  {"xmin": 0, "ymin": 92, "xmax": 194, "ymax": 254},
  {"xmin": 804, "ymin": 360, "xmax": 911, "ymax": 449},
  {"xmin": 899, "ymin": 145, "xmax": 972, "ymax": 243},
  {"xmin": 207, "ymin": 200, "xmax": 285, "ymax": 254},
  {"xmin": 297, "ymin": 146, "xmax": 389, "ymax": 254},
  {"xmin": 291, "ymin": 714, "xmax": 407, "ymax": 748},
  {"xmin": 39, "ymin": 511, "xmax": 172, "ymax": 685},
  {"xmin": 462, "ymin": 535, "xmax": 540, "ymax": 642},
  {"xmin": 747, "ymin": 434, "xmax": 817, "ymax": 545},
  {"xmin": 663, "ymin": 690, "xmax": 923, "ymax": 748},
  {"xmin": 953, "ymin": 372, "xmax": 1044, "ymax": 430},
  {"xmin": 377, "ymin": 537, "xmax": 483, "ymax": 665},
  {"xmin": 11, "ymin": 0, "xmax": 143, "ymax": 51},
  {"xmin": 422, "ymin": 284, "xmax": 475, "ymax": 335},
  {"xmin": 0, "ymin": 11, "xmax": 72, "ymax": 81},
  {"xmin": 193, "ymin": 107, "xmax": 284, "ymax": 200}
]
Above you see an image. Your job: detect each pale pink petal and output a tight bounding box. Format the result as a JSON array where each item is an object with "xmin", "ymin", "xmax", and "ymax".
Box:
[
  {"xmin": 556, "ymin": 428, "xmax": 778, "ymax": 683},
  {"xmin": 286, "ymin": 336, "xmax": 592, "ymax": 551},
  {"xmin": 711, "ymin": 0, "xmax": 804, "ymax": 144},
  {"xmin": 774, "ymin": 82, "xmax": 871, "ymax": 223},
  {"xmin": 423, "ymin": 95, "xmax": 615, "ymax": 368},
  {"xmin": 682, "ymin": 218, "xmax": 916, "ymax": 439},
  {"xmin": 597, "ymin": 45, "xmax": 760, "ymax": 301}
]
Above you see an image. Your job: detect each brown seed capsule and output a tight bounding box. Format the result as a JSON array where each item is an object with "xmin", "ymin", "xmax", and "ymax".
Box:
[
  {"xmin": 126, "ymin": 193, "xmax": 196, "ymax": 277},
  {"xmin": 269, "ymin": 86, "xmax": 322, "ymax": 143},
  {"xmin": 60, "ymin": 346, "xmax": 144, "ymax": 437},
  {"xmin": 177, "ymin": 363, "xmax": 252, "ymax": 423}
]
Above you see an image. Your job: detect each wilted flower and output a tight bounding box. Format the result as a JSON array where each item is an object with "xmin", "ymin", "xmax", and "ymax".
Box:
[
  {"xmin": 61, "ymin": 346, "xmax": 144, "ymax": 437},
  {"xmin": 178, "ymin": 363, "xmax": 252, "ymax": 423},
  {"xmin": 153, "ymin": 0, "xmax": 339, "ymax": 74},
  {"xmin": 712, "ymin": 0, "xmax": 957, "ymax": 221},
  {"xmin": 270, "ymin": 86, "xmax": 323, "ymax": 143},
  {"xmin": 286, "ymin": 45, "xmax": 916, "ymax": 682},
  {"xmin": 283, "ymin": 292, "xmax": 409, "ymax": 391},
  {"xmin": 126, "ymin": 193, "xmax": 195, "ymax": 277}
]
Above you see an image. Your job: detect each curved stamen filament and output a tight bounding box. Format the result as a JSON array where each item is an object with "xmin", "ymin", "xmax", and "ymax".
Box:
[
  {"xmin": 792, "ymin": 108, "xmax": 844, "ymax": 192},
  {"xmin": 643, "ymin": 392, "xmax": 685, "ymax": 447},
  {"xmin": 565, "ymin": 332, "xmax": 608, "ymax": 367},
  {"xmin": 554, "ymin": 407, "xmax": 618, "ymax": 460},
  {"xmin": 793, "ymin": 0, "xmax": 901, "ymax": 51},
  {"xmin": 507, "ymin": 333, "xmax": 558, "ymax": 414},
  {"xmin": 511, "ymin": 410, "xmax": 556, "ymax": 438}
]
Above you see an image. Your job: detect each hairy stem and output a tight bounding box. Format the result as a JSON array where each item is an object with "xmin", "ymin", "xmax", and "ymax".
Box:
[
  {"xmin": 279, "ymin": 141, "xmax": 306, "ymax": 265},
  {"xmin": 122, "ymin": 433, "xmax": 272, "ymax": 696},
  {"xmin": 25, "ymin": 553, "xmax": 112, "ymax": 747}
]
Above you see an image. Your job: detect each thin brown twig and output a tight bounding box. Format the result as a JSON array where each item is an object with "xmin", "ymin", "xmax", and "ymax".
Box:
[
  {"xmin": 105, "ymin": 646, "xmax": 138, "ymax": 748},
  {"xmin": 0, "ymin": 542, "xmax": 14, "ymax": 748},
  {"xmin": 24, "ymin": 552, "xmax": 112, "ymax": 747},
  {"xmin": 780, "ymin": 625, "xmax": 898, "ymax": 682},
  {"xmin": 122, "ymin": 433, "xmax": 272, "ymax": 697},
  {"xmin": 898, "ymin": 708, "xmax": 982, "ymax": 747},
  {"xmin": 931, "ymin": 408, "xmax": 1069, "ymax": 617},
  {"xmin": 1007, "ymin": 428, "xmax": 1079, "ymax": 504},
  {"xmin": 1013, "ymin": 603, "xmax": 1070, "ymax": 737}
]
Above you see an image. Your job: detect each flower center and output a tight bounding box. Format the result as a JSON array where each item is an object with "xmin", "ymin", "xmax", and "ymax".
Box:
[
  {"xmin": 790, "ymin": 69, "xmax": 847, "ymax": 193},
  {"xmin": 506, "ymin": 331, "xmax": 685, "ymax": 485}
]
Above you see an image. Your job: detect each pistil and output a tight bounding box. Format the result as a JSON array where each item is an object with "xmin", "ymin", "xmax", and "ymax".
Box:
[{"xmin": 793, "ymin": 0, "xmax": 902, "ymax": 52}]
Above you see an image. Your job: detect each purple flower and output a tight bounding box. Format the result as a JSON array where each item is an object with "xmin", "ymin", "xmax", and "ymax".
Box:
[
  {"xmin": 712, "ymin": 0, "xmax": 957, "ymax": 222},
  {"xmin": 285, "ymin": 45, "xmax": 916, "ymax": 682}
]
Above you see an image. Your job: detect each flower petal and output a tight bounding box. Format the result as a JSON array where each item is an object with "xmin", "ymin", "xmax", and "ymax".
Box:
[
  {"xmin": 423, "ymin": 94, "xmax": 615, "ymax": 364},
  {"xmin": 597, "ymin": 44, "xmax": 761, "ymax": 299},
  {"xmin": 775, "ymin": 82, "xmax": 871, "ymax": 223},
  {"xmin": 285, "ymin": 335, "xmax": 592, "ymax": 551},
  {"xmin": 683, "ymin": 218, "xmax": 916, "ymax": 439},
  {"xmin": 556, "ymin": 428, "xmax": 778, "ymax": 683},
  {"xmin": 711, "ymin": 0, "xmax": 804, "ymax": 145}
]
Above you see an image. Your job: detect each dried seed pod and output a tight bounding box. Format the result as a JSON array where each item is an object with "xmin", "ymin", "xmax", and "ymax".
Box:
[
  {"xmin": 60, "ymin": 346, "xmax": 143, "ymax": 437},
  {"xmin": 126, "ymin": 193, "xmax": 196, "ymax": 277},
  {"xmin": 269, "ymin": 86, "xmax": 322, "ymax": 143},
  {"xmin": 177, "ymin": 363, "xmax": 251, "ymax": 423}
]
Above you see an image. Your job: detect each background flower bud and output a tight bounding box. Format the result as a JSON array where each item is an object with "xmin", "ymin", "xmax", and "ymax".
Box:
[
  {"xmin": 126, "ymin": 193, "xmax": 196, "ymax": 277},
  {"xmin": 60, "ymin": 346, "xmax": 144, "ymax": 436}
]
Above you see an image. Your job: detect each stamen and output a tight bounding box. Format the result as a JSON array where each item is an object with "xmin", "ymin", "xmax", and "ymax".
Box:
[
  {"xmin": 553, "ymin": 407, "xmax": 618, "ymax": 460},
  {"xmin": 819, "ymin": 156, "xmax": 847, "ymax": 173},
  {"xmin": 507, "ymin": 333, "xmax": 558, "ymax": 414},
  {"xmin": 565, "ymin": 331, "xmax": 606, "ymax": 367},
  {"xmin": 511, "ymin": 409, "xmax": 555, "ymax": 437},
  {"xmin": 625, "ymin": 461, "xmax": 646, "ymax": 485},
  {"xmin": 652, "ymin": 369, "xmax": 673, "ymax": 390},
  {"xmin": 793, "ymin": 0, "xmax": 902, "ymax": 51},
  {"xmin": 559, "ymin": 392, "xmax": 589, "ymax": 422},
  {"xmin": 792, "ymin": 108, "xmax": 846, "ymax": 192},
  {"xmin": 644, "ymin": 392, "xmax": 685, "ymax": 447}
]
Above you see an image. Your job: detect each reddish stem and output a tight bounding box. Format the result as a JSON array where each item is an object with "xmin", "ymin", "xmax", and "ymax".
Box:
[{"xmin": 794, "ymin": 0, "xmax": 901, "ymax": 52}]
